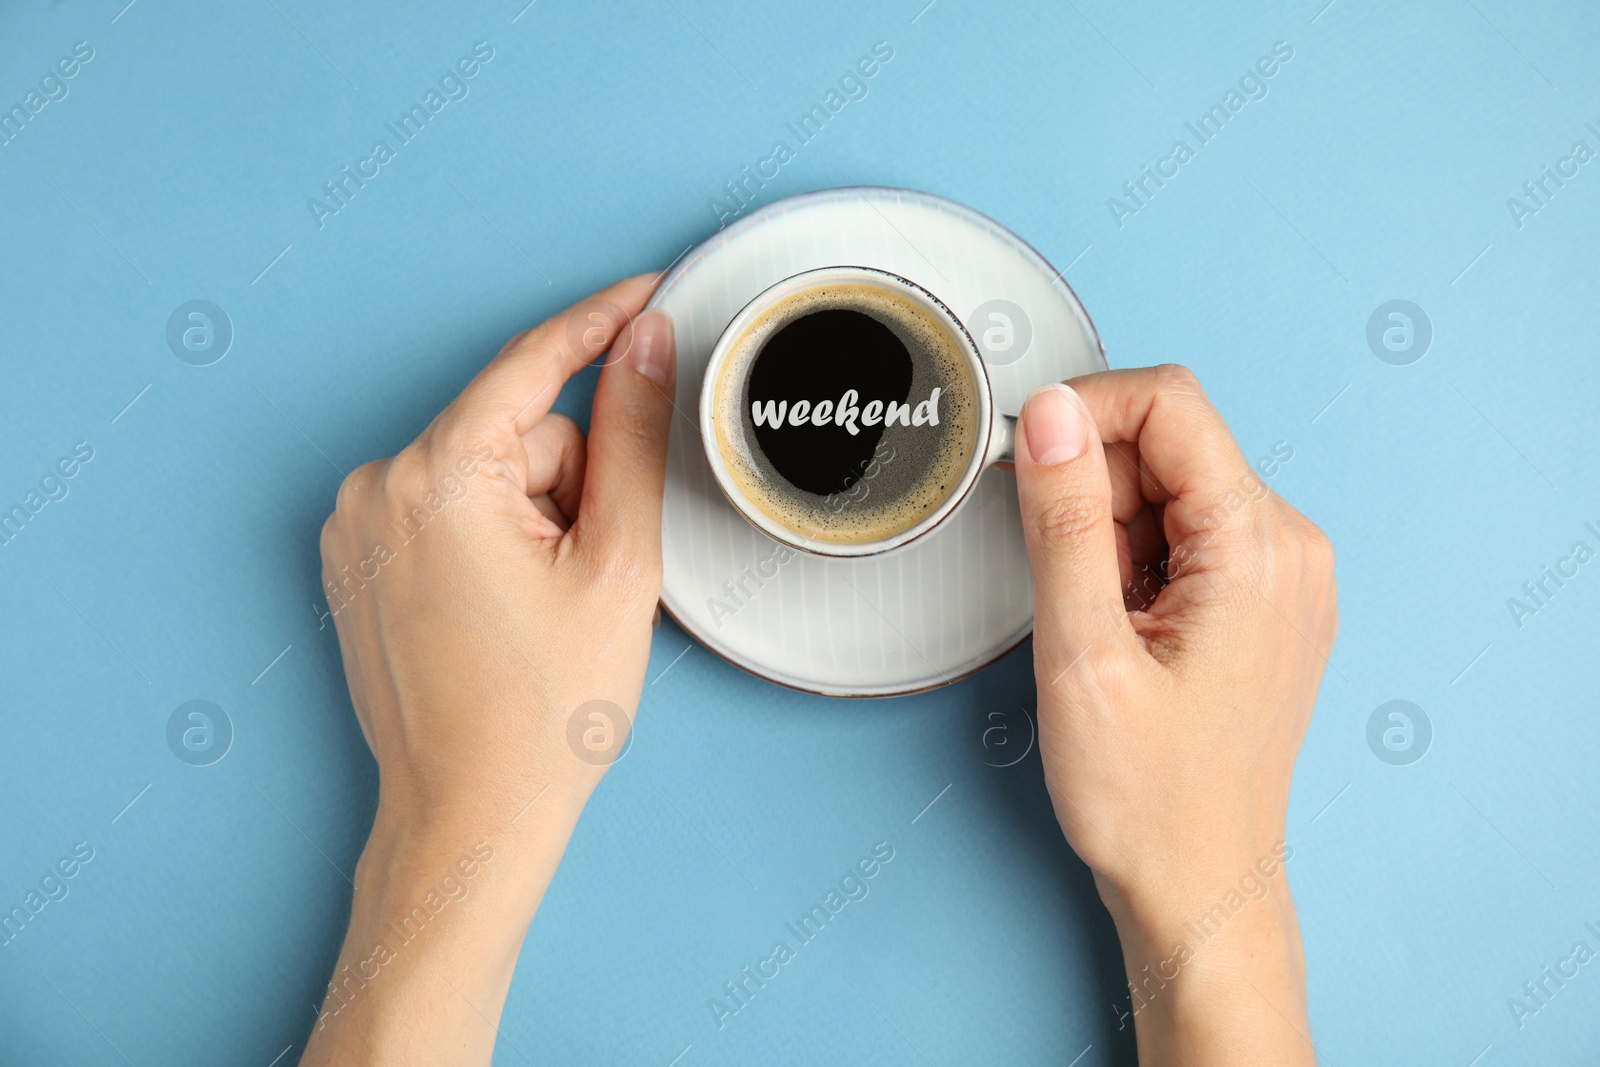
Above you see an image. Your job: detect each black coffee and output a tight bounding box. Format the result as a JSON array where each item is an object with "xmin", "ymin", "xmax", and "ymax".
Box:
[
  {"xmin": 748, "ymin": 308, "xmax": 912, "ymax": 495},
  {"xmin": 711, "ymin": 282, "xmax": 979, "ymax": 545}
]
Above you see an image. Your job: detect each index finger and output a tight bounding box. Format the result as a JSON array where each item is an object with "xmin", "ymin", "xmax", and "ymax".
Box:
[
  {"xmin": 1067, "ymin": 364, "xmax": 1263, "ymax": 551},
  {"xmin": 440, "ymin": 273, "xmax": 658, "ymax": 440}
]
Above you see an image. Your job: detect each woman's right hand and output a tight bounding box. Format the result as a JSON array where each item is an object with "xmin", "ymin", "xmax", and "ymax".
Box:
[{"xmin": 1012, "ymin": 366, "xmax": 1337, "ymax": 1066}]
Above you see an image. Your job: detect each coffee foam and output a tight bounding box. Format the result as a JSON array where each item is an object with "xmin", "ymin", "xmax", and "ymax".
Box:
[{"xmin": 713, "ymin": 282, "xmax": 980, "ymax": 544}]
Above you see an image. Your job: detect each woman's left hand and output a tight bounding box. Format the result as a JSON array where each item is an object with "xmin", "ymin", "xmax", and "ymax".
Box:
[{"xmin": 303, "ymin": 274, "xmax": 676, "ymax": 1066}]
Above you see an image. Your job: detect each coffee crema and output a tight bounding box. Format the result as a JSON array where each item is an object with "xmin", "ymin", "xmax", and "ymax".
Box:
[{"xmin": 712, "ymin": 282, "xmax": 979, "ymax": 545}]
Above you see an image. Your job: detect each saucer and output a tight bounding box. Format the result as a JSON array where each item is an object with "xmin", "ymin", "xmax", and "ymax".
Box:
[{"xmin": 648, "ymin": 187, "xmax": 1105, "ymax": 697}]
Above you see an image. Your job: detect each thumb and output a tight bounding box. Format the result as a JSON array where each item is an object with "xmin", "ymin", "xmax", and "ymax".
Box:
[
  {"xmin": 573, "ymin": 308, "xmax": 677, "ymax": 565},
  {"xmin": 1015, "ymin": 383, "xmax": 1130, "ymax": 671}
]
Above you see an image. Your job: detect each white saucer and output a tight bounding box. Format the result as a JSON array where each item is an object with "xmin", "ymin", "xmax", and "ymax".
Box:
[{"xmin": 649, "ymin": 188, "xmax": 1105, "ymax": 697}]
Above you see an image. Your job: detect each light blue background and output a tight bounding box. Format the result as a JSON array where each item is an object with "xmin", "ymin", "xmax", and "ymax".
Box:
[{"xmin": 2, "ymin": 1, "xmax": 1596, "ymax": 1064}]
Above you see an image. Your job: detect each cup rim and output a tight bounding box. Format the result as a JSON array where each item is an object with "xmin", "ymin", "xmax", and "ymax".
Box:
[{"xmin": 698, "ymin": 264, "xmax": 996, "ymax": 559}]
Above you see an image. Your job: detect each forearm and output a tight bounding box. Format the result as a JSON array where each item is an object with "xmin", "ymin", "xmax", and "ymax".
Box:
[
  {"xmin": 300, "ymin": 803, "xmax": 582, "ymax": 1066},
  {"xmin": 1102, "ymin": 872, "xmax": 1314, "ymax": 1066}
]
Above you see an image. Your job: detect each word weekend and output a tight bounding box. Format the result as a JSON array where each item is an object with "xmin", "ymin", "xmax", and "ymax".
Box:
[{"xmin": 751, "ymin": 388, "xmax": 942, "ymax": 435}]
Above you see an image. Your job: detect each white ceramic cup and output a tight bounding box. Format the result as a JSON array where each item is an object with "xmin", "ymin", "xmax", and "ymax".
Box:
[{"xmin": 699, "ymin": 265, "xmax": 1018, "ymax": 558}]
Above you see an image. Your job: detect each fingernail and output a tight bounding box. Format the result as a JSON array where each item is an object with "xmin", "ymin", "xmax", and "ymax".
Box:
[
  {"xmin": 628, "ymin": 309, "xmax": 674, "ymax": 386},
  {"xmin": 1021, "ymin": 383, "xmax": 1089, "ymax": 465}
]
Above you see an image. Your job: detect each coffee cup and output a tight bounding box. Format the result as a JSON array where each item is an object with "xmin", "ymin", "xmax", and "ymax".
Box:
[{"xmin": 699, "ymin": 265, "xmax": 1017, "ymax": 558}]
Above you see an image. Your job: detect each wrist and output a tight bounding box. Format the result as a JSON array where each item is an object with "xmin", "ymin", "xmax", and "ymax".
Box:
[
  {"xmin": 344, "ymin": 818, "xmax": 530, "ymax": 972},
  {"xmin": 1105, "ymin": 874, "xmax": 1301, "ymax": 984},
  {"xmin": 360, "ymin": 786, "xmax": 583, "ymax": 920},
  {"xmin": 1096, "ymin": 846, "xmax": 1313, "ymax": 1066},
  {"xmin": 304, "ymin": 781, "xmax": 593, "ymax": 1059},
  {"xmin": 1094, "ymin": 838, "xmax": 1297, "ymax": 941}
]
